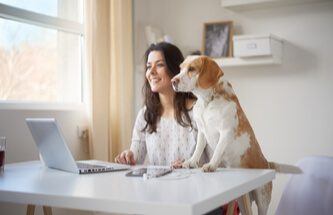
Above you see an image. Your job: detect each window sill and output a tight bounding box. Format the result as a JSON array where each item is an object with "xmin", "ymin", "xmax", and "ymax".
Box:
[{"xmin": 0, "ymin": 101, "xmax": 86, "ymax": 111}]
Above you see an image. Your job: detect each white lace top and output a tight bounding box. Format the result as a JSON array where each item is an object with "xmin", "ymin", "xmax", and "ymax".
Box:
[{"xmin": 130, "ymin": 107, "xmax": 206, "ymax": 166}]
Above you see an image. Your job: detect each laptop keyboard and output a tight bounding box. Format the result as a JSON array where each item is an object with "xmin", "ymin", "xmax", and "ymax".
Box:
[
  {"xmin": 75, "ymin": 160, "xmax": 131, "ymax": 174},
  {"xmin": 76, "ymin": 162, "xmax": 130, "ymax": 174},
  {"xmin": 77, "ymin": 162, "xmax": 111, "ymax": 169}
]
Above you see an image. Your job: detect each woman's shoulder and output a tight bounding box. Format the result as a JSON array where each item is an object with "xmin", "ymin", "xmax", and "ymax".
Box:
[
  {"xmin": 134, "ymin": 106, "xmax": 147, "ymax": 124},
  {"xmin": 136, "ymin": 106, "xmax": 146, "ymax": 119},
  {"xmin": 138, "ymin": 106, "xmax": 146, "ymax": 114}
]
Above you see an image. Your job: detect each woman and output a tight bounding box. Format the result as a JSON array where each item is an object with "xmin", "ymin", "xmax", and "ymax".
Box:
[{"xmin": 115, "ymin": 42, "xmax": 202, "ymax": 166}]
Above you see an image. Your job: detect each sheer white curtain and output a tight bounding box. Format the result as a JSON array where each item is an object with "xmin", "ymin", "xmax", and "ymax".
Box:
[{"xmin": 85, "ymin": 0, "xmax": 134, "ymax": 161}]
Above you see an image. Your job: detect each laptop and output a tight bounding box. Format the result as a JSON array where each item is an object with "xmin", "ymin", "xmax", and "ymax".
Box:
[{"xmin": 26, "ymin": 118, "xmax": 130, "ymax": 174}]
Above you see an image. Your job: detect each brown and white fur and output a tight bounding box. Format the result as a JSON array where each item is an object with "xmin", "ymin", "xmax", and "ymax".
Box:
[{"xmin": 171, "ymin": 55, "xmax": 301, "ymax": 215}]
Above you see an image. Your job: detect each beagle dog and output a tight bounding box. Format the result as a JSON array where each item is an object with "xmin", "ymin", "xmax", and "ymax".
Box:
[{"xmin": 171, "ymin": 55, "xmax": 300, "ymax": 215}]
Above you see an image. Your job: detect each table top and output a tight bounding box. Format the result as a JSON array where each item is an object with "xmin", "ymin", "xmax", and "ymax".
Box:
[{"xmin": 0, "ymin": 161, "xmax": 275, "ymax": 215}]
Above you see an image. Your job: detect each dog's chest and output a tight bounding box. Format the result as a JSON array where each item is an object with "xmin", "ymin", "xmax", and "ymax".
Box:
[
  {"xmin": 193, "ymin": 98, "xmax": 232, "ymax": 144},
  {"xmin": 193, "ymin": 97, "xmax": 253, "ymax": 167},
  {"xmin": 194, "ymin": 102, "xmax": 219, "ymax": 128}
]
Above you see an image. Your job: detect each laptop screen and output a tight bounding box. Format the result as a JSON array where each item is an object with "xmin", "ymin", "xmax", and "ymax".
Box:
[{"xmin": 26, "ymin": 118, "xmax": 79, "ymax": 173}]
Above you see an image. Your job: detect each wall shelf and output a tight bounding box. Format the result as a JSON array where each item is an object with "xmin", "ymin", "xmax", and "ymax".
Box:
[
  {"xmin": 214, "ymin": 56, "xmax": 281, "ymax": 68},
  {"xmin": 221, "ymin": 0, "xmax": 330, "ymax": 10}
]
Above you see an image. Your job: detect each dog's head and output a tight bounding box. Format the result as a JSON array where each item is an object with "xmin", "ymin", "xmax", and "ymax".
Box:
[{"xmin": 171, "ymin": 55, "xmax": 224, "ymax": 92}]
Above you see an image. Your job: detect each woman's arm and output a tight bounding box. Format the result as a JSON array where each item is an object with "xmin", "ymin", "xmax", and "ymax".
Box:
[
  {"xmin": 130, "ymin": 108, "xmax": 147, "ymax": 164},
  {"xmin": 115, "ymin": 108, "xmax": 147, "ymax": 165}
]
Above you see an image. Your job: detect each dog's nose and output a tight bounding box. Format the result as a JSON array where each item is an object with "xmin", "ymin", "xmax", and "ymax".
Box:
[{"xmin": 171, "ymin": 78, "xmax": 179, "ymax": 92}]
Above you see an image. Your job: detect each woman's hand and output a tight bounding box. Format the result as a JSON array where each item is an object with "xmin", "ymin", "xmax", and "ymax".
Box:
[
  {"xmin": 171, "ymin": 159, "xmax": 184, "ymax": 169},
  {"xmin": 114, "ymin": 150, "xmax": 136, "ymax": 165}
]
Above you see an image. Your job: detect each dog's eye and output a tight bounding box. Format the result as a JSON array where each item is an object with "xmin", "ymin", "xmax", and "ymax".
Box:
[
  {"xmin": 187, "ymin": 66, "xmax": 196, "ymax": 77},
  {"xmin": 188, "ymin": 66, "xmax": 195, "ymax": 72}
]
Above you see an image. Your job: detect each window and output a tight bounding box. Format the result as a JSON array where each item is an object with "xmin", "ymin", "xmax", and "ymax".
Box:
[{"xmin": 0, "ymin": 0, "xmax": 84, "ymax": 104}]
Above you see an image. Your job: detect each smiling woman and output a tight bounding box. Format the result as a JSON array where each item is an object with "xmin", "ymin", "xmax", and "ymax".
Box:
[
  {"xmin": 145, "ymin": 51, "xmax": 172, "ymax": 93},
  {"xmin": 142, "ymin": 42, "xmax": 196, "ymax": 134},
  {"xmin": 115, "ymin": 42, "xmax": 201, "ymax": 166}
]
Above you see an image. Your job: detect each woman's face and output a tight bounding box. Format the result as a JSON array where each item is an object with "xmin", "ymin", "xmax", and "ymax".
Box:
[{"xmin": 146, "ymin": 51, "xmax": 172, "ymax": 93}]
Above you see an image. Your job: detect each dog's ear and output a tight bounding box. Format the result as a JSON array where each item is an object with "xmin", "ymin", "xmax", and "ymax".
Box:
[{"xmin": 197, "ymin": 56, "xmax": 224, "ymax": 89}]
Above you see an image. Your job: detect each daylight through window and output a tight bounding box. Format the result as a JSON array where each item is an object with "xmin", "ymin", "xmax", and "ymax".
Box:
[{"xmin": 0, "ymin": 0, "xmax": 84, "ymax": 103}]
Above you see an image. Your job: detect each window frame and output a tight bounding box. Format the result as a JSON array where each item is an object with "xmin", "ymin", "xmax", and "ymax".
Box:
[{"xmin": 0, "ymin": 2, "xmax": 86, "ymax": 110}]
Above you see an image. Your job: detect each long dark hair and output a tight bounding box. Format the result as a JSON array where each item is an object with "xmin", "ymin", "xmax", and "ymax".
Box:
[{"xmin": 142, "ymin": 42, "xmax": 196, "ymax": 133}]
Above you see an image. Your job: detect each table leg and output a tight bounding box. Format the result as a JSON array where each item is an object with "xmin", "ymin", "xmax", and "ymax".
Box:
[
  {"xmin": 26, "ymin": 205, "xmax": 35, "ymax": 215},
  {"xmin": 26, "ymin": 205, "xmax": 52, "ymax": 215},
  {"xmin": 43, "ymin": 206, "xmax": 53, "ymax": 215},
  {"xmin": 240, "ymin": 193, "xmax": 252, "ymax": 215}
]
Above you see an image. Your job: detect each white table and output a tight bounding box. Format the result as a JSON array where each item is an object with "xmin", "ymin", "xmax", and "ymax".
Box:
[{"xmin": 0, "ymin": 161, "xmax": 275, "ymax": 215}]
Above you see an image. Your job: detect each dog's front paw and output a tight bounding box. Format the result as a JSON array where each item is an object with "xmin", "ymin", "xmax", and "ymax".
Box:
[
  {"xmin": 202, "ymin": 163, "xmax": 218, "ymax": 172},
  {"xmin": 182, "ymin": 159, "xmax": 199, "ymax": 169}
]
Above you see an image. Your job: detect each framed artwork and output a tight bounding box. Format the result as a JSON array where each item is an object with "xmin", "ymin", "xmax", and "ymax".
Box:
[{"xmin": 202, "ymin": 21, "xmax": 233, "ymax": 58}]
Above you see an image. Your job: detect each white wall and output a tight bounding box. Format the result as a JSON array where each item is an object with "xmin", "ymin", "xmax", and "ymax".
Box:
[
  {"xmin": 134, "ymin": 0, "xmax": 333, "ymax": 214},
  {"xmin": 0, "ymin": 107, "xmax": 91, "ymax": 215}
]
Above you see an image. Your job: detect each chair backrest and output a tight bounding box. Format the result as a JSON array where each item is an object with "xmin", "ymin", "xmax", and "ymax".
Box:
[{"xmin": 275, "ymin": 156, "xmax": 333, "ymax": 215}]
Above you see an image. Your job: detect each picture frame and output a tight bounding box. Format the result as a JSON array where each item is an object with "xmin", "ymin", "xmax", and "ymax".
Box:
[{"xmin": 202, "ymin": 21, "xmax": 233, "ymax": 58}]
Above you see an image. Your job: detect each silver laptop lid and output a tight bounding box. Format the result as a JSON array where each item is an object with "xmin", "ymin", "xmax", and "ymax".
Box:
[{"xmin": 26, "ymin": 118, "xmax": 79, "ymax": 173}]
